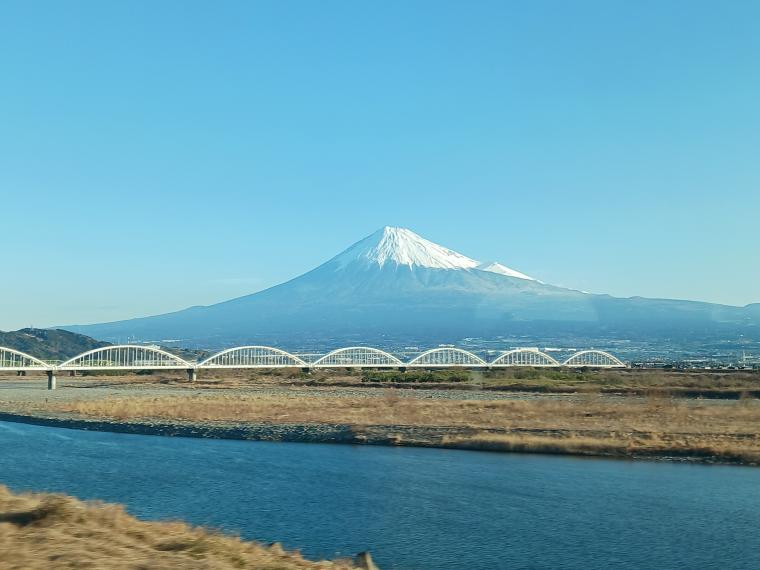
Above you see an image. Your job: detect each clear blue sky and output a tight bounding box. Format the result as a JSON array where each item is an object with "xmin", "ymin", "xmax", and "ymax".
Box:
[{"xmin": 2, "ymin": 0, "xmax": 758, "ymax": 330}]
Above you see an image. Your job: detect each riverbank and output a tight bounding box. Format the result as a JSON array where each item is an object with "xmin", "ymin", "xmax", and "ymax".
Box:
[
  {"xmin": 0, "ymin": 485, "xmax": 374, "ymax": 569},
  {"xmin": 2, "ymin": 375, "xmax": 759, "ymax": 466},
  {"xmin": 1, "ymin": 409, "xmax": 757, "ymax": 465}
]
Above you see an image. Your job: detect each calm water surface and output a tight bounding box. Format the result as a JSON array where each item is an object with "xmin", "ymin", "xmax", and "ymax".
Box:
[{"xmin": 1, "ymin": 420, "xmax": 759, "ymax": 569}]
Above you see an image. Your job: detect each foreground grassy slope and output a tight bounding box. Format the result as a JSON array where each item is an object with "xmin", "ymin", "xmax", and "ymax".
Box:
[{"xmin": 0, "ymin": 485, "xmax": 364, "ymax": 569}]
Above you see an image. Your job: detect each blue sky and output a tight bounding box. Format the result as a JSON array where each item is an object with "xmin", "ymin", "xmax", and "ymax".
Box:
[{"xmin": 1, "ymin": 0, "xmax": 758, "ymax": 330}]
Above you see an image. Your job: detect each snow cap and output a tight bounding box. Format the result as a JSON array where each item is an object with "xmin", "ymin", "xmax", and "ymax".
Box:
[
  {"xmin": 476, "ymin": 261, "xmax": 534, "ymax": 281},
  {"xmin": 333, "ymin": 226, "xmax": 534, "ymax": 280}
]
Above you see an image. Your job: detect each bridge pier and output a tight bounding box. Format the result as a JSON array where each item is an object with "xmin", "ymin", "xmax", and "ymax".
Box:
[
  {"xmin": 47, "ymin": 371, "xmax": 57, "ymax": 390},
  {"xmin": 17, "ymin": 370, "xmax": 26, "ymax": 376},
  {"xmin": 187, "ymin": 368, "xmax": 197, "ymax": 382}
]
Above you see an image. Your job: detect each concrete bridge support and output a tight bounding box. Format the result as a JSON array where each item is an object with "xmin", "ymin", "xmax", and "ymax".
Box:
[
  {"xmin": 16, "ymin": 370, "xmax": 26, "ymax": 376},
  {"xmin": 187, "ymin": 368, "xmax": 197, "ymax": 382},
  {"xmin": 47, "ymin": 371, "xmax": 56, "ymax": 390}
]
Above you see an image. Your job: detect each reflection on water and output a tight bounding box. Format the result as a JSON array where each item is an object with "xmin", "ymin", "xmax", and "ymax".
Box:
[{"xmin": 1, "ymin": 421, "xmax": 760, "ymax": 569}]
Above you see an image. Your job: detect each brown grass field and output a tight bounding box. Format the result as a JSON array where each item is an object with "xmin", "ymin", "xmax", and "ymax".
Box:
[
  {"xmin": 51, "ymin": 390, "xmax": 759, "ymax": 432},
  {"xmin": 25, "ymin": 366, "xmax": 760, "ymax": 393},
  {"xmin": 0, "ymin": 485, "xmax": 367, "ymax": 569},
  {"xmin": 200, "ymin": 367, "xmax": 759, "ymax": 395},
  {"xmin": 8, "ymin": 366, "xmax": 760, "ymax": 396},
  {"xmin": 45, "ymin": 389, "xmax": 760, "ymax": 465},
  {"xmin": 2, "ymin": 367, "xmax": 760, "ymax": 464}
]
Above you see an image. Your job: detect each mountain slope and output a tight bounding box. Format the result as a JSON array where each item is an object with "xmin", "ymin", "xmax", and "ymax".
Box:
[{"xmin": 62, "ymin": 227, "xmax": 759, "ymax": 347}]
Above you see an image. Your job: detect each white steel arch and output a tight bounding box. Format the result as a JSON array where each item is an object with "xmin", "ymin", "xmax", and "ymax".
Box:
[
  {"xmin": 0, "ymin": 347, "xmax": 50, "ymax": 371},
  {"xmin": 562, "ymin": 350, "xmax": 625, "ymax": 368},
  {"xmin": 407, "ymin": 347, "xmax": 486, "ymax": 367},
  {"xmin": 490, "ymin": 349, "xmax": 560, "ymax": 367},
  {"xmin": 60, "ymin": 345, "xmax": 191, "ymax": 370},
  {"xmin": 199, "ymin": 346, "xmax": 306, "ymax": 368},
  {"xmin": 312, "ymin": 347, "xmax": 402, "ymax": 367}
]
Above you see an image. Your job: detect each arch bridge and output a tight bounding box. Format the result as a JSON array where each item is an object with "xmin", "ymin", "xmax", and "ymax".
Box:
[
  {"xmin": 561, "ymin": 350, "xmax": 625, "ymax": 368},
  {"xmin": 491, "ymin": 349, "xmax": 560, "ymax": 367},
  {"xmin": 0, "ymin": 344, "xmax": 626, "ymax": 389},
  {"xmin": 198, "ymin": 346, "xmax": 307, "ymax": 368},
  {"xmin": 59, "ymin": 345, "xmax": 191, "ymax": 370},
  {"xmin": 0, "ymin": 348, "xmax": 49, "ymax": 371},
  {"xmin": 312, "ymin": 347, "xmax": 403, "ymax": 367},
  {"xmin": 407, "ymin": 348, "xmax": 486, "ymax": 367}
]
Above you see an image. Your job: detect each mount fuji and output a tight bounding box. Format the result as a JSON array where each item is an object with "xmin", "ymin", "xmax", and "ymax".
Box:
[{"xmin": 63, "ymin": 226, "xmax": 759, "ymax": 347}]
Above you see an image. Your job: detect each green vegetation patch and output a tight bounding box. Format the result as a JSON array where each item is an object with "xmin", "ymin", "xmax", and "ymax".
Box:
[{"xmin": 361, "ymin": 369, "xmax": 472, "ymax": 383}]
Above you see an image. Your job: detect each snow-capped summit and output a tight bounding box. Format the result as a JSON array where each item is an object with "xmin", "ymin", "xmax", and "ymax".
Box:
[
  {"xmin": 476, "ymin": 261, "xmax": 534, "ymax": 281},
  {"xmin": 331, "ymin": 226, "xmax": 535, "ymax": 280},
  {"xmin": 333, "ymin": 226, "xmax": 481, "ymax": 270}
]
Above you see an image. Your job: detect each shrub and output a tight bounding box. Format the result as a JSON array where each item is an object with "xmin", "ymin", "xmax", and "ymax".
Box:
[{"xmin": 361, "ymin": 369, "xmax": 471, "ymax": 383}]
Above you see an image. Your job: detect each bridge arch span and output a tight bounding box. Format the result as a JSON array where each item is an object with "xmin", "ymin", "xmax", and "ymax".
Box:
[
  {"xmin": 60, "ymin": 345, "xmax": 191, "ymax": 370},
  {"xmin": 490, "ymin": 349, "xmax": 560, "ymax": 367},
  {"xmin": 312, "ymin": 347, "xmax": 402, "ymax": 367},
  {"xmin": 407, "ymin": 348, "xmax": 486, "ymax": 367},
  {"xmin": 0, "ymin": 347, "xmax": 50, "ymax": 370},
  {"xmin": 562, "ymin": 350, "xmax": 625, "ymax": 368},
  {"xmin": 199, "ymin": 346, "xmax": 306, "ymax": 368}
]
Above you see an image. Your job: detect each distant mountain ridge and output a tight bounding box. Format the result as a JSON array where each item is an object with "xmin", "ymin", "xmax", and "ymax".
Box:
[
  {"xmin": 62, "ymin": 226, "xmax": 760, "ymax": 348},
  {"xmin": 0, "ymin": 328, "xmax": 109, "ymax": 360}
]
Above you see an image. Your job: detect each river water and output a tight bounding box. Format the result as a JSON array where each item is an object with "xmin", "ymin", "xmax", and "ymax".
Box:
[{"xmin": 1, "ymin": 420, "xmax": 759, "ymax": 569}]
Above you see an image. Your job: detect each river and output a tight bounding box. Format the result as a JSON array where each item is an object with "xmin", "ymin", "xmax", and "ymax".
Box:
[{"xmin": 1, "ymin": 420, "xmax": 759, "ymax": 569}]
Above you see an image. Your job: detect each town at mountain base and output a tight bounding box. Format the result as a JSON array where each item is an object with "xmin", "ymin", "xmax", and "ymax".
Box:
[{"xmin": 62, "ymin": 227, "xmax": 760, "ymax": 347}]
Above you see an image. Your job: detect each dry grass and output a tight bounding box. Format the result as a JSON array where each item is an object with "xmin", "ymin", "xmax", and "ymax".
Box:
[
  {"xmin": 6, "ymin": 370, "xmax": 760, "ymax": 463},
  {"xmin": 53, "ymin": 392, "xmax": 760, "ymax": 434},
  {"xmin": 46, "ymin": 392, "xmax": 760, "ymax": 464},
  {"xmin": 480, "ymin": 368, "xmax": 760, "ymax": 392},
  {"xmin": 6, "ymin": 367, "xmax": 758, "ymax": 393},
  {"xmin": 439, "ymin": 432, "xmax": 760, "ymax": 464},
  {"xmin": 0, "ymin": 485, "xmax": 362, "ymax": 569}
]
